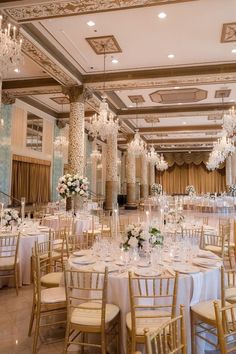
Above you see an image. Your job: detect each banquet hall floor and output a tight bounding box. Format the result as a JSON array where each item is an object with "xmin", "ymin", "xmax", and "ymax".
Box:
[{"xmin": 0, "ymin": 209, "xmax": 234, "ymax": 354}]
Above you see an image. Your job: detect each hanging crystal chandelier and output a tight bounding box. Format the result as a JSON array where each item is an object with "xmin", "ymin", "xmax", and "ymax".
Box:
[
  {"xmin": 0, "ymin": 16, "xmax": 23, "ymax": 124},
  {"xmin": 206, "ymin": 131, "xmax": 235, "ymax": 170},
  {"xmin": 156, "ymin": 154, "xmax": 168, "ymax": 171},
  {"xmin": 53, "ymin": 130, "xmax": 69, "ymax": 159},
  {"xmin": 128, "ymin": 130, "xmax": 145, "ymax": 156},
  {"xmin": 87, "ymin": 45, "xmax": 119, "ymax": 140},
  {"xmin": 147, "ymin": 145, "xmax": 159, "ymax": 164},
  {"xmin": 223, "ymin": 106, "xmax": 236, "ymax": 136},
  {"xmin": 90, "ymin": 147, "xmax": 101, "ymax": 161}
]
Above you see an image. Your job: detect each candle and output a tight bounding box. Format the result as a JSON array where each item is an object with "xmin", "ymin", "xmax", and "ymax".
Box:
[
  {"xmin": 113, "ymin": 209, "xmax": 118, "ymax": 239},
  {"xmin": 146, "ymin": 210, "xmax": 150, "ymax": 225},
  {"xmin": 0, "ymin": 203, "xmax": 4, "ymax": 228},
  {"xmin": 13, "ymin": 26, "xmax": 16, "ymax": 40}
]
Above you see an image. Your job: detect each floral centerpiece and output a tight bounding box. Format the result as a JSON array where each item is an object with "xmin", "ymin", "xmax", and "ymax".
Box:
[
  {"xmin": 149, "ymin": 226, "xmax": 164, "ymax": 246},
  {"xmin": 2, "ymin": 209, "xmax": 21, "ymax": 227},
  {"xmin": 165, "ymin": 209, "xmax": 184, "ymax": 224},
  {"xmin": 151, "ymin": 183, "xmax": 163, "ymax": 196},
  {"xmin": 122, "ymin": 223, "xmax": 148, "ymax": 250},
  {"xmin": 57, "ymin": 174, "xmax": 89, "ymax": 199},
  {"xmin": 228, "ymin": 184, "xmax": 236, "ymax": 196},
  {"xmin": 185, "ymin": 185, "xmax": 196, "ymax": 196}
]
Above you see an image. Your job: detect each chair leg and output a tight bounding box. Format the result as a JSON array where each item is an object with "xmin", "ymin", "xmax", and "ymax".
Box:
[
  {"xmin": 62, "ymin": 323, "xmax": 70, "ymax": 354},
  {"xmin": 15, "ymin": 265, "xmax": 19, "ymax": 296},
  {"xmin": 191, "ymin": 312, "xmax": 196, "ymax": 354},
  {"xmin": 28, "ymin": 300, "xmax": 35, "ymax": 336},
  {"xmin": 101, "ymin": 330, "xmax": 107, "ymax": 354},
  {"xmin": 32, "ymin": 307, "xmax": 41, "ymax": 354}
]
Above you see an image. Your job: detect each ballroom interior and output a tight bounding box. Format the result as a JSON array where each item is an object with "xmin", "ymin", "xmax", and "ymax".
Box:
[{"xmin": 1, "ymin": 1, "xmax": 236, "ymax": 354}]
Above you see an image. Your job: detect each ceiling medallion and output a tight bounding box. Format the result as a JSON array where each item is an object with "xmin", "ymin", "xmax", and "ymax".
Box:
[
  {"xmin": 221, "ymin": 22, "xmax": 236, "ymax": 43},
  {"xmin": 86, "ymin": 35, "xmax": 122, "ymax": 55}
]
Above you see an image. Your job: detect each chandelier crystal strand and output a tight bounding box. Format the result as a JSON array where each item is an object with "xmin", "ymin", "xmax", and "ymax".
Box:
[
  {"xmin": 147, "ymin": 145, "xmax": 159, "ymax": 164},
  {"xmin": 0, "ymin": 15, "xmax": 23, "ymax": 125},
  {"xmin": 156, "ymin": 153, "xmax": 168, "ymax": 171},
  {"xmin": 223, "ymin": 107, "xmax": 236, "ymax": 136},
  {"xmin": 206, "ymin": 131, "xmax": 235, "ymax": 170}
]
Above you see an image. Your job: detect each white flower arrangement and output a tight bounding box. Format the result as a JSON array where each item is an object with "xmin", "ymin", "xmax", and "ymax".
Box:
[
  {"xmin": 149, "ymin": 225, "xmax": 164, "ymax": 246},
  {"xmin": 185, "ymin": 185, "xmax": 196, "ymax": 196},
  {"xmin": 2, "ymin": 209, "xmax": 21, "ymax": 227},
  {"xmin": 165, "ymin": 209, "xmax": 185, "ymax": 224},
  {"xmin": 228, "ymin": 184, "xmax": 236, "ymax": 195},
  {"xmin": 151, "ymin": 183, "xmax": 163, "ymax": 196},
  {"xmin": 123, "ymin": 223, "xmax": 149, "ymax": 249},
  {"xmin": 57, "ymin": 174, "xmax": 89, "ymax": 199}
]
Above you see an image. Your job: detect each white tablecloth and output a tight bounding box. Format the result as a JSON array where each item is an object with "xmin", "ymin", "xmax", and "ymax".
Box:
[
  {"xmin": 67, "ymin": 253, "xmax": 220, "ymax": 354},
  {"xmin": 42, "ymin": 215, "xmax": 99, "ymax": 234}
]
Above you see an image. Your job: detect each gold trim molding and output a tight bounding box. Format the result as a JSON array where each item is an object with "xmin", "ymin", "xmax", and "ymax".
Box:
[
  {"xmin": 13, "ymin": 154, "xmax": 51, "ymax": 166},
  {"xmin": 3, "ymin": 1, "xmax": 197, "ymax": 23}
]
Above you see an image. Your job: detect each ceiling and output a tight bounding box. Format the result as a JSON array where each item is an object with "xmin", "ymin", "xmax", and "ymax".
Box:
[{"xmin": 1, "ymin": 0, "xmax": 236, "ymax": 151}]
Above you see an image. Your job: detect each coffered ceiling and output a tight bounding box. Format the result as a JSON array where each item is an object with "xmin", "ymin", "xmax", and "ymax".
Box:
[{"xmin": 1, "ymin": 0, "xmax": 236, "ymax": 151}]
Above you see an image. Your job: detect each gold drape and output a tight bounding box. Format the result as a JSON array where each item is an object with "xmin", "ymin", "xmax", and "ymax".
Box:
[
  {"xmin": 164, "ymin": 152, "xmax": 225, "ymax": 169},
  {"xmin": 157, "ymin": 163, "xmax": 226, "ymax": 194},
  {"xmin": 11, "ymin": 160, "xmax": 51, "ymax": 205}
]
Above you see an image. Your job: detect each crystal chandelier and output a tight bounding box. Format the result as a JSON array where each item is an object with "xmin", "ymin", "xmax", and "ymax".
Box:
[
  {"xmin": 128, "ymin": 130, "xmax": 145, "ymax": 156},
  {"xmin": 223, "ymin": 107, "xmax": 236, "ymax": 136},
  {"xmin": 0, "ymin": 16, "xmax": 23, "ymax": 123},
  {"xmin": 156, "ymin": 154, "xmax": 168, "ymax": 171},
  {"xmin": 53, "ymin": 134, "xmax": 68, "ymax": 158},
  {"xmin": 206, "ymin": 131, "xmax": 235, "ymax": 170},
  {"xmin": 147, "ymin": 145, "xmax": 159, "ymax": 164},
  {"xmin": 87, "ymin": 45, "xmax": 118, "ymax": 140}
]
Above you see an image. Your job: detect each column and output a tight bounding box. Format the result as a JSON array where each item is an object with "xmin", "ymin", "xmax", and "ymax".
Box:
[
  {"xmin": 105, "ymin": 131, "xmax": 118, "ymax": 210},
  {"xmin": 149, "ymin": 162, "xmax": 155, "ymax": 195},
  {"xmin": 91, "ymin": 140, "xmax": 98, "ymax": 195},
  {"xmin": 51, "ymin": 123, "xmax": 64, "ymax": 202},
  {"xmin": 231, "ymin": 152, "xmax": 236, "ymax": 184},
  {"xmin": 226, "ymin": 156, "xmax": 232, "ymax": 188},
  {"xmin": 125, "ymin": 151, "xmax": 137, "ymax": 209},
  {"xmin": 140, "ymin": 153, "xmax": 148, "ymax": 199},
  {"xmin": 0, "ymin": 94, "xmax": 15, "ymax": 205}
]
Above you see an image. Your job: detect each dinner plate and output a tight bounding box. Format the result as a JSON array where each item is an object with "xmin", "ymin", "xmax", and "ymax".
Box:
[
  {"xmin": 193, "ymin": 258, "xmax": 220, "ymax": 268},
  {"xmin": 73, "ymin": 250, "xmax": 90, "ymax": 257},
  {"xmin": 72, "ymin": 258, "xmax": 96, "ymax": 265},
  {"xmin": 93, "ymin": 264, "xmax": 119, "ymax": 273},
  {"xmin": 137, "ymin": 261, "xmax": 150, "ymax": 268},
  {"xmin": 197, "ymin": 250, "xmax": 220, "ymax": 260},
  {"xmin": 27, "ymin": 232, "xmax": 40, "ymax": 236},
  {"xmin": 172, "ymin": 264, "xmax": 200, "ymax": 274},
  {"xmin": 134, "ymin": 268, "xmax": 161, "ymax": 277},
  {"xmin": 115, "ymin": 260, "xmax": 126, "ymax": 266}
]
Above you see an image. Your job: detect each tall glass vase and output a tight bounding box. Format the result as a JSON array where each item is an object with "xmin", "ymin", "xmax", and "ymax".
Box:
[{"xmin": 73, "ymin": 195, "xmax": 84, "ymax": 215}]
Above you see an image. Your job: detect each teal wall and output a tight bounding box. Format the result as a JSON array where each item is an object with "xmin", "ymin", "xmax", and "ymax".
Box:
[
  {"xmin": 0, "ymin": 105, "xmax": 12, "ymax": 205},
  {"xmin": 51, "ymin": 124, "xmax": 63, "ymax": 202}
]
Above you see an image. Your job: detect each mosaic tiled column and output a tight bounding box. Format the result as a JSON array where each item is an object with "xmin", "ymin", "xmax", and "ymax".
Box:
[
  {"xmin": 51, "ymin": 124, "xmax": 63, "ymax": 202},
  {"xmin": 63, "ymin": 86, "xmax": 91, "ymax": 210},
  {"xmin": 0, "ymin": 100, "xmax": 14, "ymax": 205},
  {"xmin": 149, "ymin": 162, "xmax": 155, "ymax": 195},
  {"xmin": 140, "ymin": 153, "xmax": 148, "ymax": 199},
  {"xmin": 105, "ymin": 132, "xmax": 118, "ymax": 210},
  {"xmin": 125, "ymin": 151, "xmax": 137, "ymax": 209}
]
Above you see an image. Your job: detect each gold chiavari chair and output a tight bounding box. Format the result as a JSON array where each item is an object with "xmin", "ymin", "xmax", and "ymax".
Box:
[
  {"xmin": 34, "ymin": 240, "xmax": 63, "ymax": 288},
  {"xmin": 28, "ymin": 253, "xmax": 66, "ymax": 353},
  {"xmin": 221, "ymin": 266, "xmax": 236, "ymax": 306},
  {"xmin": 214, "ymin": 301, "xmax": 236, "ymax": 353},
  {"xmin": 0, "ymin": 233, "xmax": 20, "ymax": 295},
  {"xmin": 126, "ymin": 271, "xmax": 179, "ymax": 354},
  {"xmin": 63, "ymin": 267, "xmax": 120, "ymax": 354},
  {"xmin": 202, "ymin": 216, "xmax": 209, "ymax": 225},
  {"xmin": 58, "ymin": 215, "xmax": 73, "ymax": 234},
  {"xmin": 182, "ymin": 227, "xmax": 202, "ymax": 246},
  {"xmin": 99, "ymin": 215, "xmax": 112, "ymax": 238},
  {"xmin": 145, "ymin": 305, "xmax": 187, "ymax": 354}
]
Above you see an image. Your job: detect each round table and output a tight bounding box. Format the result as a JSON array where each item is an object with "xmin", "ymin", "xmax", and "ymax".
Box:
[{"xmin": 67, "ymin": 250, "xmax": 221, "ymax": 354}]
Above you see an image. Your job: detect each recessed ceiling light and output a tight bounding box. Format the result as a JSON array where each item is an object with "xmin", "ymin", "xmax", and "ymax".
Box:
[
  {"xmin": 178, "ymin": 103, "xmax": 182, "ymax": 105},
  {"xmin": 232, "ymin": 48, "xmax": 236, "ymax": 53},
  {"xmin": 174, "ymin": 86, "xmax": 180, "ymax": 89},
  {"xmin": 230, "ymin": 99, "xmax": 235, "ymax": 102},
  {"xmin": 129, "ymin": 105, "xmax": 134, "ymax": 107},
  {"xmin": 111, "ymin": 58, "xmax": 119, "ymax": 64},
  {"xmin": 182, "ymin": 121, "xmax": 186, "ymax": 125},
  {"xmin": 168, "ymin": 54, "xmax": 175, "ymax": 59},
  {"xmin": 14, "ymin": 68, "xmax": 20, "ymax": 73},
  {"xmin": 158, "ymin": 12, "xmax": 167, "ymax": 19},
  {"xmin": 87, "ymin": 20, "xmax": 95, "ymax": 27}
]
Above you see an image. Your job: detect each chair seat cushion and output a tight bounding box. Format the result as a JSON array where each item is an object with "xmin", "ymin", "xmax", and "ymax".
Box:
[
  {"xmin": 0, "ymin": 257, "xmax": 18, "ymax": 270},
  {"xmin": 71, "ymin": 302, "xmax": 119, "ymax": 326},
  {"xmin": 40, "ymin": 272, "xmax": 63, "ymax": 287},
  {"xmin": 205, "ymin": 245, "xmax": 222, "ymax": 254},
  {"xmin": 225, "ymin": 287, "xmax": 236, "ymax": 303},
  {"xmin": 84, "ymin": 230, "xmax": 101, "ymax": 235},
  {"xmin": 126, "ymin": 310, "xmax": 171, "ymax": 336},
  {"xmin": 191, "ymin": 299, "xmax": 221, "ymax": 321},
  {"xmin": 41, "ymin": 286, "xmax": 66, "ymax": 304}
]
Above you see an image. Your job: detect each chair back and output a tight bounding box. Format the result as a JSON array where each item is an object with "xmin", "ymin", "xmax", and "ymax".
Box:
[
  {"xmin": 0, "ymin": 233, "xmax": 20, "ymax": 265},
  {"xmin": 145, "ymin": 305, "xmax": 187, "ymax": 354},
  {"xmin": 214, "ymin": 301, "xmax": 236, "ymax": 354},
  {"xmin": 64, "ymin": 267, "xmax": 108, "ymax": 331},
  {"xmin": 35, "ymin": 239, "xmax": 53, "ymax": 275},
  {"xmin": 128, "ymin": 272, "xmax": 179, "ymax": 336}
]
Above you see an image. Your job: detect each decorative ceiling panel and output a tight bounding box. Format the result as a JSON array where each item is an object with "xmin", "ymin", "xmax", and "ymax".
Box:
[
  {"xmin": 50, "ymin": 97, "xmax": 70, "ymax": 105},
  {"xmin": 149, "ymin": 88, "xmax": 207, "ymax": 104},
  {"xmin": 86, "ymin": 35, "xmax": 122, "ymax": 55},
  {"xmin": 128, "ymin": 95, "xmax": 145, "ymax": 103},
  {"xmin": 215, "ymin": 89, "xmax": 231, "ymax": 98},
  {"xmin": 221, "ymin": 23, "xmax": 236, "ymax": 43}
]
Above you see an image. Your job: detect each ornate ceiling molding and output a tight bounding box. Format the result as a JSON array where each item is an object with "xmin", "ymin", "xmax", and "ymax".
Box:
[
  {"xmin": 2, "ymin": 0, "xmax": 197, "ymax": 23},
  {"xmin": 2, "ymin": 86, "xmax": 62, "ymax": 97},
  {"xmin": 21, "ymin": 35, "xmax": 77, "ymax": 86}
]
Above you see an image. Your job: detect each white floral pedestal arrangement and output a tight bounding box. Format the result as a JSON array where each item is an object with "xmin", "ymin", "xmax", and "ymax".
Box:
[
  {"xmin": 151, "ymin": 183, "xmax": 163, "ymax": 196},
  {"xmin": 185, "ymin": 185, "xmax": 196, "ymax": 197},
  {"xmin": 1, "ymin": 209, "xmax": 21, "ymax": 230},
  {"xmin": 57, "ymin": 174, "xmax": 89, "ymax": 214}
]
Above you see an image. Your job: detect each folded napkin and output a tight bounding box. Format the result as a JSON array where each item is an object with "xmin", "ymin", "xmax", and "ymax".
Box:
[{"xmin": 190, "ymin": 271, "xmax": 204, "ymax": 306}]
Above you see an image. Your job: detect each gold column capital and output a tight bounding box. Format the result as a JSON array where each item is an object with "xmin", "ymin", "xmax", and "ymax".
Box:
[
  {"xmin": 62, "ymin": 85, "xmax": 93, "ymax": 103},
  {"xmin": 2, "ymin": 92, "xmax": 16, "ymax": 105}
]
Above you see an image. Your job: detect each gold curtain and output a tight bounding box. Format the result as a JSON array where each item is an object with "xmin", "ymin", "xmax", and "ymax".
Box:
[
  {"xmin": 157, "ymin": 162, "xmax": 226, "ymax": 194},
  {"xmin": 11, "ymin": 160, "xmax": 51, "ymax": 205}
]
